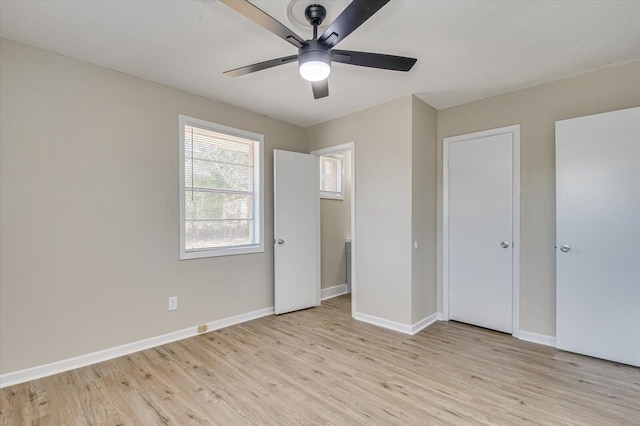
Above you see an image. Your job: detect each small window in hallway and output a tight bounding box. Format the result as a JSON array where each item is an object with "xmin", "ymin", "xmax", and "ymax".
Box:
[{"xmin": 319, "ymin": 154, "xmax": 343, "ymax": 200}]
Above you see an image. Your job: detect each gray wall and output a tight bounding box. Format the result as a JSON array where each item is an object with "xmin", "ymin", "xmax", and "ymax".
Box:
[
  {"xmin": 437, "ymin": 61, "xmax": 640, "ymax": 336},
  {"xmin": 0, "ymin": 39, "xmax": 307, "ymax": 374},
  {"xmin": 307, "ymin": 97, "xmax": 414, "ymax": 325},
  {"xmin": 411, "ymin": 97, "xmax": 439, "ymax": 324},
  {"xmin": 308, "ymin": 96, "xmax": 440, "ymax": 326},
  {"xmin": 3, "ymin": 36, "xmax": 638, "ymax": 376}
]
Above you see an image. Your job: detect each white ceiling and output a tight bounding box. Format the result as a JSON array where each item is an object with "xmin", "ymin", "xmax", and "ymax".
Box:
[{"xmin": 1, "ymin": 0, "xmax": 639, "ymax": 127}]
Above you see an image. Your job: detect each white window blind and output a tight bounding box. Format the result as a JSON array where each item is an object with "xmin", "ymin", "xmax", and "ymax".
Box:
[
  {"xmin": 319, "ymin": 155, "xmax": 343, "ymax": 199},
  {"xmin": 179, "ymin": 115, "xmax": 264, "ymax": 259}
]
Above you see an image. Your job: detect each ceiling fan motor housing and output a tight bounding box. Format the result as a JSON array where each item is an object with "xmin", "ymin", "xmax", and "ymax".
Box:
[
  {"xmin": 298, "ymin": 40, "xmax": 331, "ymax": 81},
  {"xmin": 299, "ymin": 40, "xmax": 330, "ymax": 63}
]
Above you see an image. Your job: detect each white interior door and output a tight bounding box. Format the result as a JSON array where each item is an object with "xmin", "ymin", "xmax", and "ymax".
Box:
[
  {"xmin": 446, "ymin": 128, "xmax": 518, "ymax": 334},
  {"xmin": 274, "ymin": 150, "xmax": 319, "ymax": 315},
  {"xmin": 556, "ymin": 107, "xmax": 640, "ymax": 367}
]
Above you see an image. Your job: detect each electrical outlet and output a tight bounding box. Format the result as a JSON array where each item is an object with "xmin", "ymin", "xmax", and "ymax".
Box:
[
  {"xmin": 197, "ymin": 325, "xmax": 208, "ymax": 333},
  {"xmin": 168, "ymin": 296, "xmax": 178, "ymax": 311}
]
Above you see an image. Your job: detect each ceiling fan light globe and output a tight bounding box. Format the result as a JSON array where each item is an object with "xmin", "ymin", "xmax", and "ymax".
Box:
[{"xmin": 299, "ymin": 60, "xmax": 331, "ymax": 82}]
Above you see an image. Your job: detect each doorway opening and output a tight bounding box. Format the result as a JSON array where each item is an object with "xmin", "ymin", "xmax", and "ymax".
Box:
[{"xmin": 311, "ymin": 142, "xmax": 356, "ymax": 316}]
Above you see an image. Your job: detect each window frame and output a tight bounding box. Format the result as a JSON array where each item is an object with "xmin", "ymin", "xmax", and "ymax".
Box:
[
  {"xmin": 319, "ymin": 154, "xmax": 344, "ymax": 200},
  {"xmin": 179, "ymin": 114, "xmax": 264, "ymax": 260}
]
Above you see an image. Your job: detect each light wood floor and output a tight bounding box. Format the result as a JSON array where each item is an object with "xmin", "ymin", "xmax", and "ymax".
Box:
[{"xmin": 1, "ymin": 294, "xmax": 639, "ymax": 425}]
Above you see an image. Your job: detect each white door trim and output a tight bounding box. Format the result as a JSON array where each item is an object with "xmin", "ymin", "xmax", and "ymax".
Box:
[
  {"xmin": 442, "ymin": 125, "xmax": 520, "ymax": 337},
  {"xmin": 311, "ymin": 142, "xmax": 356, "ymax": 317}
]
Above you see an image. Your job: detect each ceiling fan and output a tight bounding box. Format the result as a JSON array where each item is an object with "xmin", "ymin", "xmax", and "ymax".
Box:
[{"xmin": 220, "ymin": 0, "xmax": 417, "ymax": 99}]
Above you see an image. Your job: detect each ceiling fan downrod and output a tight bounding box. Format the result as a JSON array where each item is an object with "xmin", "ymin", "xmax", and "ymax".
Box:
[{"xmin": 304, "ymin": 4, "xmax": 326, "ymax": 40}]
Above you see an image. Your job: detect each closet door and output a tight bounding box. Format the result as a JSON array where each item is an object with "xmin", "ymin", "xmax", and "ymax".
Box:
[
  {"xmin": 555, "ymin": 107, "xmax": 640, "ymax": 367},
  {"xmin": 445, "ymin": 126, "xmax": 519, "ymax": 334}
]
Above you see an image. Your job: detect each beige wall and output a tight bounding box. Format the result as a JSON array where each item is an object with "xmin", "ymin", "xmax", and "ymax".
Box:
[
  {"xmin": 320, "ymin": 150, "xmax": 351, "ymax": 290},
  {"xmin": 437, "ymin": 61, "xmax": 640, "ymax": 336},
  {"xmin": 307, "ymin": 97, "xmax": 414, "ymax": 325},
  {"xmin": 0, "ymin": 39, "xmax": 307, "ymax": 374},
  {"xmin": 411, "ymin": 97, "xmax": 438, "ymax": 323},
  {"xmin": 4, "ymin": 36, "xmax": 638, "ymax": 377}
]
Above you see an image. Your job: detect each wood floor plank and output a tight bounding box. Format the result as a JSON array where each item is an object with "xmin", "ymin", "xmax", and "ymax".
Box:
[{"xmin": 1, "ymin": 294, "xmax": 639, "ymax": 425}]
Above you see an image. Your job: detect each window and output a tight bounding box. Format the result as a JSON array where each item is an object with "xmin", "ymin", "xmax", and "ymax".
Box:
[
  {"xmin": 319, "ymin": 154, "xmax": 343, "ymax": 200},
  {"xmin": 179, "ymin": 115, "xmax": 263, "ymax": 259}
]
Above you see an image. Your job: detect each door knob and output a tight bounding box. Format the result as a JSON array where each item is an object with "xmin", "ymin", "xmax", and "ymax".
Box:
[
  {"xmin": 501, "ymin": 241, "xmax": 510, "ymax": 248},
  {"xmin": 277, "ymin": 239, "xmax": 285, "ymax": 245},
  {"xmin": 560, "ymin": 244, "xmax": 571, "ymax": 253}
]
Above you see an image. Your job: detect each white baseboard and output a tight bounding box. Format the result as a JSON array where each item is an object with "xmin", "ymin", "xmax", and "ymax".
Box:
[
  {"xmin": 518, "ymin": 330, "xmax": 557, "ymax": 347},
  {"xmin": 353, "ymin": 311, "xmax": 440, "ymax": 335},
  {"xmin": 0, "ymin": 306, "xmax": 274, "ymax": 388},
  {"xmin": 354, "ymin": 312, "xmax": 413, "ymax": 334},
  {"xmin": 411, "ymin": 312, "xmax": 440, "ymax": 335},
  {"xmin": 321, "ymin": 284, "xmax": 349, "ymax": 300},
  {"xmin": 436, "ymin": 312, "xmax": 445, "ymax": 321}
]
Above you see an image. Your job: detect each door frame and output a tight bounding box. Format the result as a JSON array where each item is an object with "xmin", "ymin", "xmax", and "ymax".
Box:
[
  {"xmin": 311, "ymin": 142, "xmax": 356, "ymax": 317},
  {"xmin": 442, "ymin": 125, "xmax": 520, "ymax": 337}
]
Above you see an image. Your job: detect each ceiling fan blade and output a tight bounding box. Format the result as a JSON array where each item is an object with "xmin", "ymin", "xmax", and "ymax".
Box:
[
  {"xmin": 220, "ymin": 0, "xmax": 306, "ymax": 48},
  {"xmin": 332, "ymin": 50, "xmax": 417, "ymax": 71},
  {"xmin": 224, "ymin": 55, "xmax": 298, "ymax": 77},
  {"xmin": 312, "ymin": 80, "xmax": 329, "ymax": 99},
  {"xmin": 318, "ymin": 0, "xmax": 390, "ymax": 48}
]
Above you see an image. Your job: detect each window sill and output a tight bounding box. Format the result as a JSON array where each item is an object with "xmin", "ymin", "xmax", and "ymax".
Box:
[
  {"xmin": 180, "ymin": 245, "xmax": 264, "ymax": 260},
  {"xmin": 320, "ymin": 193, "xmax": 344, "ymax": 201}
]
